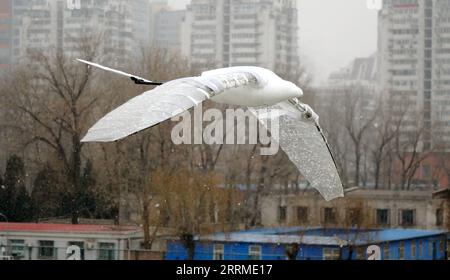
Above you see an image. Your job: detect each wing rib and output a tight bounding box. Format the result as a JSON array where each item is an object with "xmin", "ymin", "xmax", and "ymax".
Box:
[{"xmin": 76, "ymin": 59, "xmax": 163, "ymax": 86}]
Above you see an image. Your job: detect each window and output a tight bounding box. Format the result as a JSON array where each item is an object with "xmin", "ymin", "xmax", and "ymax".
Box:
[
  {"xmin": 376, "ymin": 209, "xmax": 390, "ymax": 226},
  {"xmin": 39, "ymin": 241, "xmax": 55, "ymax": 260},
  {"xmin": 422, "ymin": 165, "xmax": 431, "ymax": 179},
  {"xmin": 278, "ymin": 206, "xmax": 287, "ymax": 223},
  {"xmin": 347, "ymin": 208, "xmax": 362, "ymax": 226},
  {"xmin": 436, "ymin": 209, "xmax": 443, "ymax": 227},
  {"xmin": 400, "ymin": 210, "xmax": 415, "ymax": 227},
  {"xmin": 9, "ymin": 240, "xmax": 25, "ymax": 259},
  {"xmin": 98, "ymin": 243, "xmax": 116, "ymax": 260},
  {"xmin": 323, "ymin": 248, "xmax": 340, "ymax": 260},
  {"xmin": 68, "ymin": 241, "xmax": 85, "ymax": 260},
  {"xmin": 383, "ymin": 243, "xmax": 390, "ymax": 260},
  {"xmin": 249, "ymin": 245, "xmax": 261, "ymax": 260},
  {"xmin": 296, "ymin": 207, "xmax": 308, "ymax": 224},
  {"xmin": 410, "ymin": 242, "xmax": 416, "ymax": 259},
  {"xmin": 213, "ymin": 244, "xmax": 224, "ymax": 260},
  {"xmin": 324, "ymin": 208, "xmax": 336, "ymax": 224},
  {"xmin": 399, "ymin": 242, "xmax": 405, "ymax": 260}
]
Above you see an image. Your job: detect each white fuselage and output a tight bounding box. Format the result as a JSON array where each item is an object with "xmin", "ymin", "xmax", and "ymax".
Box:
[{"xmin": 201, "ymin": 66, "xmax": 303, "ymax": 107}]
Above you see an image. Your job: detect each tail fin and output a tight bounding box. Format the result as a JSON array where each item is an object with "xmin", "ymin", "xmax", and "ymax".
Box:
[{"xmin": 76, "ymin": 59, "xmax": 163, "ymax": 86}]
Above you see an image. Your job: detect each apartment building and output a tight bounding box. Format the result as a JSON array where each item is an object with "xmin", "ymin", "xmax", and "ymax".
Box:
[
  {"xmin": 181, "ymin": 0, "xmax": 299, "ymax": 73},
  {"xmin": 0, "ymin": 0, "xmax": 11, "ymax": 71},
  {"xmin": 9, "ymin": 0, "xmax": 150, "ymax": 67},
  {"xmin": 261, "ymin": 189, "xmax": 448, "ymax": 230},
  {"xmin": 153, "ymin": 9, "xmax": 185, "ymax": 52},
  {"xmin": 378, "ymin": 0, "xmax": 450, "ymax": 151}
]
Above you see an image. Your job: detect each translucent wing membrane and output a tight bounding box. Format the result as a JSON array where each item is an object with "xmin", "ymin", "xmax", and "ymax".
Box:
[
  {"xmin": 82, "ymin": 78, "xmax": 213, "ymax": 142},
  {"xmin": 82, "ymin": 72, "xmax": 260, "ymax": 143},
  {"xmin": 250, "ymin": 101, "xmax": 344, "ymax": 201}
]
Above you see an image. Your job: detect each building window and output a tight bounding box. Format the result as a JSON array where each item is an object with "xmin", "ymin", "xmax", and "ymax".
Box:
[
  {"xmin": 410, "ymin": 242, "xmax": 416, "ymax": 260},
  {"xmin": 213, "ymin": 244, "xmax": 224, "ymax": 260},
  {"xmin": 383, "ymin": 243, "xmax": 389, "ymax": 260},
  {"xmin": 400, "ymin": 210, "xmax": 415, "ymax": 227},
  {"xmin": 98, "ymin": 243, "xmax": 116, "ymax": 260},
  {"xmin": 324, "ymin": 208, "xmax": 336, "ymax": 224},
  {"xmin": 249, "ymin": 245, "xmax": 261, "ymax": 260},
  {"xmin": 296, "ymin": 207, "xmax": 308, "ymax": 224},
  {"xmin": 278, "ymin": 206, "xmax": 287, "ymax": 223},
  {"xmin": 376, "ymin": 209, "xmax": 390, "ymax": 226},
  {"xmin": 422, "ymin": 165, "xmax": 431, "ymax": 179},
  {"xmin": 346, "ymin": 208, "xmax": 362, "ymax": 226},
  {"xmin": 68, "ymin": 241, "xmax": 85, "ymax": 260},
  {"xmin": 9, "ymin": 240, "xmax": 25, "ymax": 259},
  {"xmin": 323, "ymin": 248, "xmax": 340, "ymax": 260},
  {"xmin": 436, "ymin": 209, "xmax": 443, "ymax": 227},
  {"xmin": 399, "ymin": 242, "xmax": 405, "ymax": 260},
  {"xmin": 38, "ymin": 241, "xmax": 55, "ymax": 260}
]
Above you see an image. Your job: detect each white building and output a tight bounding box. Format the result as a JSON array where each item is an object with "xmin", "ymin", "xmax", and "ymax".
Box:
[
  {"xmin": 0, "ymin": 223, "xmax": 143, "ymax": 260},
  {"xmin": 10, "ymin": 0, "xmax": 150, "ymax": 66},
  {"xmin": 378, "ymin": 0, "xmax": 450, "ymax": 150},
  {"xmin": 181, "ymin": 0, "xmax": 299, "ymax": 72},
  {"xmin": 153, "ymin": 9, "xmax": 185, "ymax": 52}
]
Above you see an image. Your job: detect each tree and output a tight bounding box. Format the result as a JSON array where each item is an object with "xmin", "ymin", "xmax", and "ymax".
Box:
[
  {"xmin": 13, "ymin": 185, "xmax": 34, "ymax": 222},
  {"xmin": 151, "ymin": 165, "xmax": 239, "ymax": 260},
  {"xmin": 285, "ymin": 243, "xmax": 300, "ymax": 260},
  {"xmin": 343, "ymin": 87, "xmax": 378, "ymax": 187},
  {"xmin": 370, "ymin": 98, "xmax": 403, "ymax": 189},
  {"xmin": 393, "ymin": 115, "xmax": 430, "ymax": 190},
  {"xmin": 31, "ymin": 164, "xmax": 63, "ymax": 220},
  {"xmin": 2, "ymin": 35, "xmax": 104, "ymax": 224},
  {"xmin": 0, "ymin": 155, "xmax": 33, "ymax": 222}
]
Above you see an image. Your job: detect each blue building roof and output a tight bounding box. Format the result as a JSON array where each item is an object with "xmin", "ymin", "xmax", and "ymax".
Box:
[{"xmin": 196, "ymin": 228, "xmax": 447, "ymax": 246}]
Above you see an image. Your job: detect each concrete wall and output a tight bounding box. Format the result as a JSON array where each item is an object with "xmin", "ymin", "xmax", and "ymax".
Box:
[{"xmin": 260, "ymin": 189, "xmax": 446, "ymax": 229}]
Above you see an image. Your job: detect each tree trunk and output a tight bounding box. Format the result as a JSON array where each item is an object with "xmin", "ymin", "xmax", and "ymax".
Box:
[
  {"xmin": 286, "ymin": 243, "xmax": 300, "ymax": 260},
  {"xmin": 142, "ymin": 200, "xmax": 152, "ymax": 250},
  {"xmin": 374, "ymin": 159, "xmax": 381, "ymax": 190},
  {"xmin": 181, "ymin": 233, "xmax": 196, "ymax": 260},
  {"xmin": 71, "ymin": 130, "xmax": 82, "ymax": 225},
  {"xmin": 354, "ymin": 145, "xmax": 360, "ymax": 187}
]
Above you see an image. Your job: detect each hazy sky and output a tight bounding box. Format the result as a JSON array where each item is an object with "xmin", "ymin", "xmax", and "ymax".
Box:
[{"xmin": 168, "ymin": 0, "xmax": 378, "ymax": 84}]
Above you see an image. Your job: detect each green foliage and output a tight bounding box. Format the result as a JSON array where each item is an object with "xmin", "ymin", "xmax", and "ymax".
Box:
[
  {"xmin": 0, "ymin": 156, "xmax": 118, "ymax": 223},
  {"xmin": 0, "ymin": 155, "xmax": 33, "ymax": 222}
]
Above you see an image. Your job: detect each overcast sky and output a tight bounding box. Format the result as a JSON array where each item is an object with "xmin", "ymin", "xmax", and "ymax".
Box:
[{"xmin": 168, "ymin": 0, "xmax": 378, "ymax": 84}]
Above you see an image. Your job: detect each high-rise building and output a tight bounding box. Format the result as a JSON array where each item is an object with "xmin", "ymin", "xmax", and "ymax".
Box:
[
  {"xmin": 0, "ymin": 0, "xmax": 11, "ymax": 72},
  {"xmin": 9, "ymin": 0, "xmax": 150, "ymax": 66},
  {"xmin": 378, "ymin": 0, "xmax": 450, "ymax": 150},
  {"xmin": 149, "ymin": 0, "xmax": 170, "ymax": 46},
  {"xmin": 153, "ymin": 9, "xmax": 185, "ymax": 52},
  {"xmin": 181, "ymin": 0, "xmax": 299, "ymax": 73}
]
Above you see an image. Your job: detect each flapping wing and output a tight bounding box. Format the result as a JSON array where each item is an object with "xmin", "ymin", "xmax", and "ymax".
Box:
[
  {"xmin": 77, "ymin": 59, "xmax": 163, "ymax": 85},
  {"xmin": 82, "ymin": 72, "xmax": 260, "ymax": 142},
  {"xmin": 249, "ymin": 100, "xmax": 344, "ymax": 201}
]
